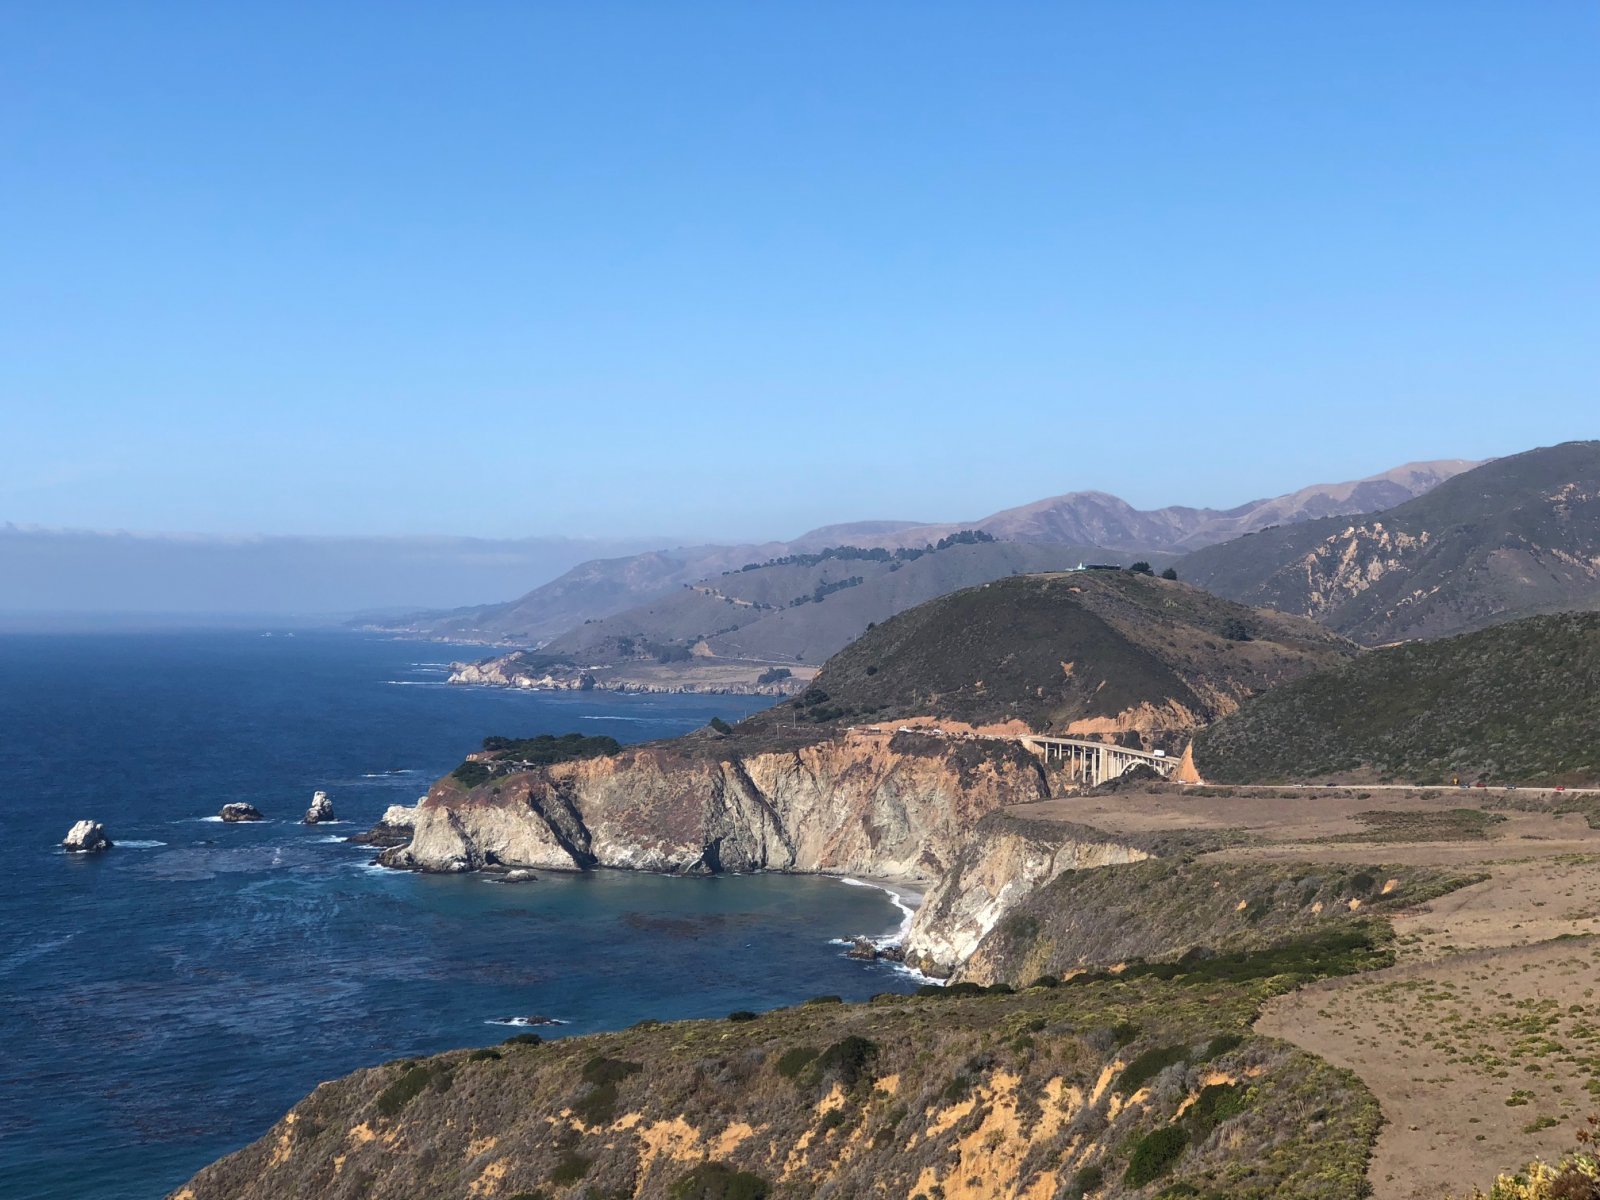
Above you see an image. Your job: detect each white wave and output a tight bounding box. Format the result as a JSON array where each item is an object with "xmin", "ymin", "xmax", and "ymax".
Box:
[
  {"xmin": 360, "ymin": 770, "xmax": 417, "ymax": 777},
  {"xmin": 837, "ymin": 877, "xmax": 920, "ymax": 946},
  {"xmin": 484, "ymin": 1016, "xmax": 569, "ymax": 1027},
  {"xmin": 318, "ymin": 835, "xmax": 357, "ymax": 844},
  {"xmin": 578, "ymin": 715, "xmax": 662, "ymax": 723},
  {"xmin": 384, "ymin": 680, "xmax": 447, "ymax": 687},
  {"xmin": 116, "ymin": 840, "xmax": 167, "ymax": 849}
]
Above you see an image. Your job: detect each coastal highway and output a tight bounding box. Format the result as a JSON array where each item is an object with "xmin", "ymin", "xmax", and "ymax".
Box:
[{"xmin": 1181, "ymin": 781, "xmax": 1599, "ymax": 796}]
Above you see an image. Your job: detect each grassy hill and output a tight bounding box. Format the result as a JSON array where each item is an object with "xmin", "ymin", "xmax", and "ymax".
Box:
[
  {"xmin": 1179, "ymin": 441, "xmax": 1600, "ymax": 645},
  {"xmin": 175, "ymin": 915, "xmax": 1396, "ymax": 1200},
  {"xmin": 1191, "ymin": 611, "xmax": 1600, "ymax": 785},
  {"xmin": 730, "ymin": 570, "xmax": 1354, "ymax": 745},
  {"xmin": 537, "ymin": 535, "xmax": 1149, "ymax": 671}
]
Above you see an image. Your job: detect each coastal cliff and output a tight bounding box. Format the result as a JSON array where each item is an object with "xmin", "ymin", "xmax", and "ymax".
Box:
[
  {"xmin": 901, "ymin": 812, "xmax": 1151, "ymax": 975},
  {"xmin": 381, "ymin": 730, "xmax": 1051, "ymax": 886}
]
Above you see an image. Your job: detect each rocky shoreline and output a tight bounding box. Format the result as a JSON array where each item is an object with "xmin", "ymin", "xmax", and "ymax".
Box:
[
  {"xmin": 351, "ymin": 734, "xmax": 1152, "ymax": 977},
  {"xmin": 447, "ymin": 652, "xmax": 811, "ymax": 697}
]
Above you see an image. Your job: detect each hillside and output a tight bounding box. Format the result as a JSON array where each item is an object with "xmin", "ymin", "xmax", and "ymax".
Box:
[
  {"xmin": 1191, "ymin": 610, "xmax": 1600, "ymax": 785},
  {"xmin": 174, "ymin": 918, "xmax": 1391, "ymax": 1200},
  {"xmin": 539, "ymin": 535, "xmax": 1135, "ymax": 666},
  {"xmin": 1180, "ymin": 441, "xmax": 1600, "ymax": 645},
  {"xmin": 377, "ymin": 458, "xmax": 1468, "ymax": 646},
  {"xmin": 735, "ymin": 570, "xmax": 1355, "ymax": 746}
]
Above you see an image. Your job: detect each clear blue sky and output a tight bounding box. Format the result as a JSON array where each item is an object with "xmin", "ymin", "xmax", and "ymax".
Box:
[{"xmin": 3, "ymin": 3, "xmax": 1596, "ymax": 541}]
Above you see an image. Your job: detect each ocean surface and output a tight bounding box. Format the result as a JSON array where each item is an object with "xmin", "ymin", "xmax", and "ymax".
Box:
[{"xmin": 0, "ymin": 631, "xmax": 916, "ymax": 1200}]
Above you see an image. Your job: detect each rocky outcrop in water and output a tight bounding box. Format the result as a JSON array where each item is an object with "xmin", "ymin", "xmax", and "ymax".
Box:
[
  {"xmin": 302, "ymin": 791, "xmax": 335, "ymax": 824},
  {"xmin": 219, "ymin": 803, "xmax": 264, "ymax": 822},
  {"xmin": 61, "ymin": 820, "xmax": 112, "ymax": 853},
  {"xmin": 346, "ymin": 803, "xmax": 417, "ymax": 847}
]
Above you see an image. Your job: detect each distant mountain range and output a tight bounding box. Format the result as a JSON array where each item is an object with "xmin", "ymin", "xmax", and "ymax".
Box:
[
  {"xmin": 877, "ymin": 460, "xmax": 1477, "ymax": 554},
  {"xmin": 384, "ymin": 458, "xmax": 1473, "ymax": 650},
  {"xmin": 1182, "ymin": 441, "xmax": 1600, "ymax": 645}
]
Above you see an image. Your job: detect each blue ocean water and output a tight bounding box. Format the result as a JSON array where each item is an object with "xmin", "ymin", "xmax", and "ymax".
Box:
[{"xmin": 0, "ymin": 631, "xmax": 915, "ymax": 1200}]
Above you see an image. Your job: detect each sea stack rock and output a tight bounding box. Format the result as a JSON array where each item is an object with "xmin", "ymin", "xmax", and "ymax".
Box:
[
  {"xmin": 62, "ymin": 820, "xmax": 112, "ymax": 853},
  {"xmin": 303, "ymin": 791, "xmax": 335, "ymax": 824},
  {"xmin": 347, "ymin": 803, "xmax": 417, "ymax": 848},
  {"xmin": 219, "ymin": 803, "xmax": 265, "ymax": 823}
]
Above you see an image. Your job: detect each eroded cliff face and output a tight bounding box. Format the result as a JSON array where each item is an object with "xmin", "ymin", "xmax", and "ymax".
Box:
[
  {"xmin": 380, "ymin": 732, "xmax": 1051, "ymax": 887},
  {"xmin": 902, "ymin": 812, "xmax": 1150, "ymax": 976}
]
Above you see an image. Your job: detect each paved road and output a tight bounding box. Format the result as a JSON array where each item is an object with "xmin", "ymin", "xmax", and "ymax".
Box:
[{"xmin": 1183, "ymin": 781, "xmax": 1598, "ymax": 796}]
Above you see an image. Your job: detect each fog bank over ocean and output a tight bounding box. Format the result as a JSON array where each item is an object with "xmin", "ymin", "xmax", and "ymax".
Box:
[{"xmin": 0, "ymin": 525, "xmax": 677, "ymax": 617}]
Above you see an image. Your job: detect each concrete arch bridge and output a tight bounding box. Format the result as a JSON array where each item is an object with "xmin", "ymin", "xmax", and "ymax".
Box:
[{"xmin": 1018, "ymin": 735, "xmax": 1181, "ymax": 787}]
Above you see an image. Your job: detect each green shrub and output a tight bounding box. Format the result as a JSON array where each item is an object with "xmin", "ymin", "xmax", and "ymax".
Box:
[
  {"xmin": 668, "ymin": 1161, "xmax": 771, "ymax": 1200},
  {"xmin": 374, "ymin": 1063, "xmax": 451, "ymax": 1118},
  {"xmin": 804, "ymin": 994, "xmax": 843, "ymax": 1006},
  {"xmin": 942, "ymin": 1074, "xmax": 974, "ymax": 1104},
  {"xmin": 467, "ymin": 1048, "xmax": 502, "ymax": 1062},
  {"xmin": 727, "ymin": 1010, "xmax": 758, "ymax": 1022},
  {"xmin": 502, "ymin": 1032, "xmax": 543, "ymax": 1046},
  {"xmin": 582, "ymin": 1057, "xmax": 643, "ymax": 1086},
  {"xmin": 450, "ymin": 761, "xmax": 493, "ymax": 788},
  {"xmin": 775, "ymin": 1047, "xmax": 819, "ymax": 1079},
  {"xmin": 549, "ymin": 1151, "xmax": 591, "ymax": 1185},
  {"xmin": 818, "ymin": 1109, "xmax": 848, "ymax": 1132},
  {"xmin": 1124, "ymin": 1126, "xmax": 1190, "ymax": 1187},
  {"xmin": 1201, "ymin": 1033, "xmax": 1243, "ymax": 1061},
  {"xmin": 1116, "ymin": 1044, "xmax": 1186, "ymax": 1094},
  {"xmin": 1186, "ymin": 1082, "xmax": 1247, "ymax": 1138},
  {"xmin": 708, "ymin": 716, "xmax": 733, "ymax": 735},
  {"xmin": 1071, "ymin": 1163, "xmax": 1104, "ymax": 1196},
  {"xmin": 573, "ymin": 1056, "xmax": 642, "ymax": 1125},
  {"xmin": 1028, "ymin": 975, "xmax": 1060, "ymax": 989},
  {"xmin": 815, "ymin": 1036, "xmax": 879, "ymax": 1089}
]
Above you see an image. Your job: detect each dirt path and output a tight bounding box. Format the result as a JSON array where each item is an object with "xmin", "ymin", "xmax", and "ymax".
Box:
[
  {"xmin": 1253, "ymin": 852, "xmax": 1600, "ymax": 1199},
  {"xmin": 1016, "ymin": 787, "xmax": 1600, "ymax": 1196}
]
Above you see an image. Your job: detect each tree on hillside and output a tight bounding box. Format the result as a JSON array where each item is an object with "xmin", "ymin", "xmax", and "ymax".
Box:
[
  {"xmin": 1130, "ymin": 561, "xmax": 1154, "ymax": 576},
  {"xmin": 1161, "ymin": 567, "xmax": 1179, "ymax": 580}
]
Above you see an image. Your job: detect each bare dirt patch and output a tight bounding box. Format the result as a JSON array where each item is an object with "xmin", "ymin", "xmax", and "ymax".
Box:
[
  {"xmin": 1014, "ymin": 787, "xmax": 1600, "ymax": 1197},
  {"xmin": 1258, "ymin": 933, "xmax": 1600, "ymax": 1200}
]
